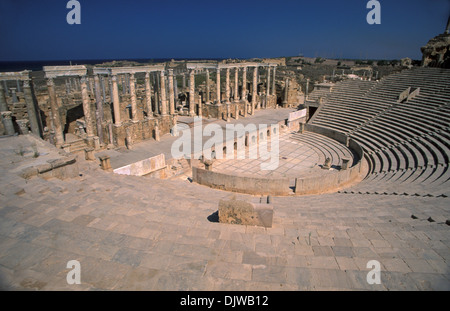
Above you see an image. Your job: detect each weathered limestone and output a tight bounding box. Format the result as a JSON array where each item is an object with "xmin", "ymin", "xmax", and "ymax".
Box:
[
  {"xmin": 251, "ymin": 67, "xmax": 257, "ymax": 114},
  {"xmin": 266, "ymin": 67, "xmax": 271, "ymax": 97},
  {"xmin": 225, "ymin": 68, "xmax": 230, "ymax": 103},
  {"xmin": 47, "ymin": 78, "xmax": 64, "ymax": 147},
  {"xmin": 10, "ymin": 88, "xmax": 18, "ymax": 103},
  {"xmin": 1, "ymin": 111, "xmax": 15, "ymax": 135},
  {"xmin": 22, "ymin": 79, "xmax": 41, "ymax": 137},
  {"xmin": 198, "ymin": 97, "xmax": 202, "ymax": 117},
  {"xmin": 17, "ymin": 119, "xmax": 29, "ymax": 135},
  {"xmin": 94, "ymin": 75, "xmax": 104, "ymax": 144},
  {"xmin": 80, "ymin": 76, "xmax": 95, "ymax": 137},
  {"xmin": 145, "ymin": 72, "xmax": 153, "ymax": 118},
  {"xmin": 160, "ymin": 71, "xmax": 168, "ymax": 115},
  {"xmin": 84, "ymin": 148, "xmax": 95, "ymax": 161},
  {"xmin": 216, "ymin": 68, "xmax": 221, "ymax": 104},
  {"xmin": 272, "ymin": 66, "xmax": 276, "ymax": 96},
  {"xmin": 241, "ymin": 66, "xmax": 247, "ymax": 100},
  {"xmin": 154, "ymin": 124, "xmax": 160, "ymax": 141},
  {"xmin": 283, "ymin": 78, "xmax": 289, "ymax": 106},
  {"xmin": 129, "ymin": 74, "xmax": 138, "ymax": 122},
  {"xmin": 234, "ymin": 67, "xmax": 239, "ymax": 102},
  {"xmin": 205, "ymin": 69, "xmax": 210, "ymax": 102},
  {"xmin": 322, "ymin": 157, "xmax": 331, "ymax": 170},
  {"xmin": 341, "ymin": 158, "xmax": 350, "ymax": 170},
  {"xmin": 189, "ymin": 70, "xmax": 195, "ymax": 116},
  {"xmin": 218, "ymin": 197, "xmax": 273, "ymax": 228},
  {"xmin": 0, "ymin": 83, "xmax": 15, "ymax": 135},
  {"xmin": 111, "ymin": 75, "xmax": 122, "ymax": 126},
  {"xmin": 168, "ymin": 69, "xmax": 175, "ymax": 115},
  {"xmin": 99, "ymin": 155, "xmax": 112, "ymax": 171}
]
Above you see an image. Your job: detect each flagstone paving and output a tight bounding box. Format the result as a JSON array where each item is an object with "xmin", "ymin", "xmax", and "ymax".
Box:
[{"xmin": 0, "ymin": 109, "xmax": 449, "ymax": 291}]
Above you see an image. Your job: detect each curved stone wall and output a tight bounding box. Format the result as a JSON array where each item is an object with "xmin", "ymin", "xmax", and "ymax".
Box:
[{"xmin": 192, "ymin": 123, "xmax": 366, "ymax": 196}]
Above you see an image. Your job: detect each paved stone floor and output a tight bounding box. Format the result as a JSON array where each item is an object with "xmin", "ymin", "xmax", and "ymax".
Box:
[
  {"xmin": 0, "ymin": 155, "xmax": 449, "ymax": 290},
  {"xmin": 0, "ymin": 109, "xmax": 448, "ymax": 291},
  {"xmin": 214, "ymin": 134, "xmax": 322, "ymax": 178}
]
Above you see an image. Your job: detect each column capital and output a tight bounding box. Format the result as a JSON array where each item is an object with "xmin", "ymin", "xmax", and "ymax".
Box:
[
  {"xmin": 1, "ymin": 111, "xmax": 12, "ymax": 119},
  {"xmin": 47, "ymin": 78, "xmax": 55, "ymax": 86},
  {"xmin": 23, "ymin": 79, "xmax": 31, "ymax": 88}
]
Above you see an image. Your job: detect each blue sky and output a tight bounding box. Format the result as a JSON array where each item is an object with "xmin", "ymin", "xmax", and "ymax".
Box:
[{"xmin": 0, "ymin": 0, "xmax": 448, "ymax": 61}]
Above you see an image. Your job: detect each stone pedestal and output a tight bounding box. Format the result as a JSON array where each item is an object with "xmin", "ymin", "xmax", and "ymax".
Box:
[
  {"xmin": 298, "ymin": 122, "xmax": 305, "ymax": 134},
  {"xmin": 322, "ymin": 157, "xmax": 332, "ymax": 170},
  {"xmin": 84, "ymin": 148, "xmax": 95, "ymax": 161},
  {"xmin": 154, "ymin": 125, "xmax": 160, "ymax": 141},
  {"xmin": 93, "ymin": 136, "xmax": 100, "ymax": 150},
  {"xmin": 62, "ymin": 144, "xmax": 71, "ymax": 153},
  {"xmin": 1, "ymin": 111, "xmax": 15, "ymax": 136},
  {"xmin": 99, "ymin": 155, "xmax": 112, "ymax": 171},
  {"xmin": 17, "ymin": 119, "xmax": 29, "ymax": 135},
  {"xmin": 341, "ymin": 158, "xmax": 350, "ymax": 170},
  {"xmin": 203, "ymin": 159, "xmax": 214, "ymax": 171},
  {"xmin": 218, "ymin": 197, "xmax": 273, "ymax": 228}
]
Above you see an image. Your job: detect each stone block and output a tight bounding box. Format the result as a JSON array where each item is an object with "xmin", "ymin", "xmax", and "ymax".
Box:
[{"xmin": 218, "ymin": 197, "xmax": 273, "ymax": 228}]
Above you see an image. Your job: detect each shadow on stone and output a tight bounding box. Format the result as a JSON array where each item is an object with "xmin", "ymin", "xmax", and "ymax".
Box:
[{"xmin": 207, "ymin": 210, "xmax": 219, "ymax": 223}]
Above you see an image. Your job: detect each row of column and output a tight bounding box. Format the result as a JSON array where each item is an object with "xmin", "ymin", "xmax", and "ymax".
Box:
[
  {"xmin": 189, "ymin": 65, "xmax": 276, "ymax": 114},
  {"xmin": 44, "ymin": 66, "xmax": 277, "ymax": 147},
  {"xmin": 0, "ymin": 79, "xmax": 41, "ymax": 137}
]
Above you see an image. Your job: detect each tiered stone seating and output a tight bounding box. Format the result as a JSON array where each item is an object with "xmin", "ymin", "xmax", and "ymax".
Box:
[
  {"xmin": 289, "ymin": 131, "xmax": 354, "ymax": 167},
  {"xmin": 308, "ymin": 67, "xmax": 450, "ymax": 190}
]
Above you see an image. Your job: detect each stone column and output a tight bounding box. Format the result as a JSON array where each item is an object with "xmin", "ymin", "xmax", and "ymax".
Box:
[
  {"xmin": 129, "ymin": 73, "xmax": 138, "ymax": 122},
  {"xmin": 182, "ymin": 74, "xmax": 186, "ymax": 89},
  {"xmin": 100, "ymin": 76, "xmax": 106, "ymax": 101},
  {"xmin": 1, "ymin": 111, "xmax": 15, "ymax": 135},
  {"xmin": 173, "ymin": 74, "xmax": 178, "ymax": 108},
  {"xmin": 2, "ymin": 81, "xmax": 8, "ymax": 96},
  {"xmin": 111, "ymin": 75, "xmax": 122, "ymax": 126},
  {"xmin": 283, "ymin": 78, "xmax": 289, "ymax": 106},
  {"xmin": 16, "ymin": 80, "xmax": 22, "ymax": 93},
  {"xmin": 198, "ymin": 97, "xmax": 202, "ymax": 118},
  {"xmin": 145, "ymin": 72, "xmax": 153, "ymax": 118},
  {"xmin": 160, "ymin": 71, "xmax": 167, "ymax": 115},
  {"xmin": 272, "ymin": 66, "xmax": 276, "ymax": 96},
  {"xmin": 0, "ymin": 82, "xmax": 15, "ymax": 135},
  {"xmin": 205, "ymin": 69, "xmax": 210, "ymax": 102},
  {"xmin": 251, "ymin": 67, "xmax": 257, "ymax": 115},
  {"xmin": 234, "ymin": 67, "xmax": 239, "ymax": 102},
  {"xmin": 89, "ymin": 78, "xmax": 94, "ymax": 95},
  {"xmin": 266, "ymin": 67, "xmax": 271, "ymax": 105},
  {"xmin": 305, "ymin": 78, "xmax": 309, "ymax": 99},
  {"xmin": 216, "ymin": 68, "xmax": 221, "ymax": 104},
  {"xmin": 94, "ymin": 75, "xmax": 104, "ymax": 144},
  {"xmin": 189, "ymin": 69, "xmax": 195, "ymax": 116},
  {"xmin": 11, "ymin": 88, "xmax": 18, "ymax": 103},
  {"xmin": 167, "ymin": 69, "xmax": 175, "ymax": 115},
  {"xmin": 242, "ymin": 67, "xmax": 247, "ymax": 101},
  {"xmin": 108, "ymin": 76, "xmax": 113, "ymax": 102},
  {"xmin": 47, "ymin": 78, "xmax": 64, "ymax": 147},
  {"xmin": 225, "ymin": 68, "xmax": 230, "ymax": 103},
  {"xmin": 81, "ymin": 76, "xmax": 95, "ymax": 137},
  {"xmin": 23, "ymin": 79, "xmax": 41, "ymax": 137}
]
